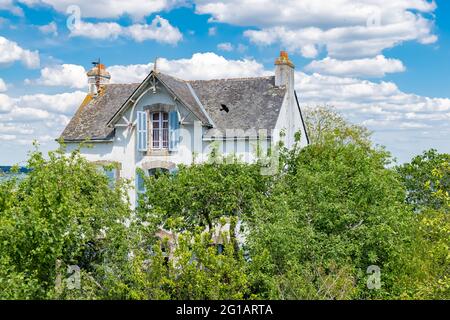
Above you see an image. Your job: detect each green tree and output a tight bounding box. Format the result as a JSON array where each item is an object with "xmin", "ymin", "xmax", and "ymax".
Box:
[
  {"xmin": 248, "ymin": 117, "xmax": 419, "ymax": 299},
  {"xmin": 0, "ymin": 144, "xmax": 131, "ymax": 299},
  {"xmin": 413, "ymin": 160, "xmax": 450, "ymax": 298},
  {"xmin": 397, "ymin": 149, "xmax": 450, "ymax": 211},
  {"xmin": 304, "ymin": 106, "xmax": 371, "ymax": 147}
]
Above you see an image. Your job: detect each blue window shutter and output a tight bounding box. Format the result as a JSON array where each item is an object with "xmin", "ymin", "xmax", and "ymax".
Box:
[
  {"xmin": 105, "ymin": 168, "xmax": 116, "ymax": 188},
  {"xmin": 137, "ymin": 111, "xmax": 147, "ymax": 151},
  {"xmin": 136, "ymin": 171, "xmax": 145, "ymax": 193},
  {"xmin": 169, "ymin": 111, "xmax": 180, "ymax": 151}
]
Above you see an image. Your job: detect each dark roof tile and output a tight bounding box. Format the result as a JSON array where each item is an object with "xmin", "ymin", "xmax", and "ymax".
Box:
[
  {"xmin": 188, "ymin": 76, "xmax": 286, "ymax": 137},
  {"xmin": 60, "ymin": 83, "xmax": 139, "ymax": 141}
]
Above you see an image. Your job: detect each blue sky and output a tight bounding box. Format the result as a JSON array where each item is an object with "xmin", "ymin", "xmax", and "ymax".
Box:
[{"xmin": 0, "ymin": 0, "xmax": 449, "ymax": 165}]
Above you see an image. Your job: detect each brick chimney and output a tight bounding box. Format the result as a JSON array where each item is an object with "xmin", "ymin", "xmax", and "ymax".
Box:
[
  {"xmin": 274, "ymin": 51, "xmax": 295, "ymax": 92},
  {"xmin": 87, "ymin": 62, "xmax": 111, "ymax": 95}
]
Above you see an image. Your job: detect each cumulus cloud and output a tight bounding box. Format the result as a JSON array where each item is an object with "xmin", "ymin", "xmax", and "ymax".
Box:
[
  {"xmin": 108, "ymin": 63, "xmax": 153, "ymax": 84},
  {"xmin": 0, "ymin": 93, "xmax": 14, "ymax": 113},
  {"xmin": 69, "ymin": 16, "xmax": 183, "ymax": 44},
  {"xmin": 217, "ymin": 42, "xmax": 233, "ymax": 51},
  {"xmin": 27, "ymin": 53, "xmax": 269, "ymax": 86},
  {"xmin": 0, "ymin": 123, "xmax": 34, "ymax": 135},
  {"xmin": 0, "ymin": 36, "xmax": 40, "ymax": 68},
  {"xmin": 18, "ymin": 0, "xmax": 185, "ymax": 20},
  {"xmin": 109, "ymin": 52, "xmax": 270, "ymax": 83},
  {"xmin": 208, "ymin": 27, "xmax": 217, "ymax": 36},
  {"xmin": 38, "ymin": 21, "xmax": 58, "ymax": 36},
  {"xmin": 0, "ymin": 0, "xmax": 23, "ymax": 16},
  {"xmin": 126, "ymin": 16, "xmax": 183, "ymax": 43},
  {"xmin": 305, "ymin": 55, "xmax": 406, "ymax": 78},
  {"xmin": 157, "ymin": 52, "xmax": 271, "ymax": 80},
  {"xmin": 29, "ymin": 64, "xmax": 87, "ymax": 89},
  {"xmin": 0, "ymin": 78, "xmax": 6, "ymax": 92},
  {"xmin": 15, "ymin": 91, "xmax": 87, "ymax": 115},
  {"xmin": 0, "ymin": 90, "xmax": 85, "ymax": 162},
  {"xmin": 296, "ymin": 71, "xmax": 450, "ymax": 130},
  {"xmin": 195, "ymin": 0, "xmax": 436, "ymax": 28},
  {"xmin": 196, "ymin": 0, "xmax": 437, "ymax": 59},
  {"xmin": 244, "ymin": 15, "xmax": 436, "ymax": 59}
]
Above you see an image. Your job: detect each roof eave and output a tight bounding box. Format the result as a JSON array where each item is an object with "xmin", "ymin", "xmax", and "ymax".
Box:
[{"xmin": 57, "ymin": 138, "xmax": 114, "ymax": 143}]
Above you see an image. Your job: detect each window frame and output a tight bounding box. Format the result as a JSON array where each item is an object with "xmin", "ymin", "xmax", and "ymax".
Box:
[{"xmin": 151, "ymin": 111, "xmax": 169, "ymax": 150}]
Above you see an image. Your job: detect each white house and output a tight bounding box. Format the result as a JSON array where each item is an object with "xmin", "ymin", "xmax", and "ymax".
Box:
[{"xmin": 60, "ymin": 51, "xmax": 309, "ymax": 207}]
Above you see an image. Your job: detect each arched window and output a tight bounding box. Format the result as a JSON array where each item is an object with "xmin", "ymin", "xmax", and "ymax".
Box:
[
  {"xmin": 151, "ymin": 111, "xmax": 169, "ymax": 149},
  {"xmin": 148, "ymin": 167, "xmax": 169, "ymax": 178}
]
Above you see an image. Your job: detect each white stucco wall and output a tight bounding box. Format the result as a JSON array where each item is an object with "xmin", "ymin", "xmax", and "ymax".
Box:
[{"xmin": 273, "ymin": 90, "xmax": 308, "ymax": 149}]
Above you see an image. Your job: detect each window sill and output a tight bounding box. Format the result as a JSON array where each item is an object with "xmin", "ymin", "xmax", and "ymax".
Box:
[{"xmin": 146, "ymin": 149, "xmax": 169, "ymax": 156}]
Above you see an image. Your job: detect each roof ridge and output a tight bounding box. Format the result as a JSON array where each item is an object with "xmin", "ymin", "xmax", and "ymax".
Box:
[
  {"xmin": 187, "ymin": 75, "xmax": 274, "ymax": 83},
  {"xmin": 156, "ymin": 71, "xmax": 274, "ymax": 83},
  {"xmin": 102, "ymin": 83, "xmax": 141, "ymax": 85},
  {"xmin": 154, "ymin": 71, "xmax": 187, "ymax": 83}
]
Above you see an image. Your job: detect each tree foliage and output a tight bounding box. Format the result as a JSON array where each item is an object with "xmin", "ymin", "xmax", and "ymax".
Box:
[
  {"xmin": 397, "ymin": 149, "xmax": 450, "ymax": 211},
  {"xmin": 0, "ymin": 145, "xmax": 131, "ymax": 299},
  {"xmin": 0, "ymin": 109, "xmax": 449, "ymax": 300}
]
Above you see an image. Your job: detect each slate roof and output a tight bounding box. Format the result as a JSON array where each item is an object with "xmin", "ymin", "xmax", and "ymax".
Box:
[
  {"xmin": 61, "ymin": 83, "xmax": 139, "ymax": 141},
  {"xmin": 188, "ymin": 76, "xmax": 286, "ymax": 137},
  {"xmin": 156, "ymin": 73, "xmax": 212, "ymax": 126},
  {"xmin": 60, "ymin": 72, "xmax": 287, "ymax": 141}
]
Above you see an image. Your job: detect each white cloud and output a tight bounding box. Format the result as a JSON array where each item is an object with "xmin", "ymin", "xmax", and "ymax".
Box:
[
  {"xmin": 0, "ymin": 91, "xmax": 85, "ymax": 131},
  {"xmin": 15, "ymin": 91, "xmax": 87, "ymax": 115},
  {"xmin": 157, "ymin": 53, "xmax": 270, "ymax": 80},
  {"xmin": 38, "ymin": 21, "xmax": 58, "ymax": 36},
  {"xmin": 244, "ymin": 15, "xmax": 436, "ymax": 59},
  {"xmin": 30, "ymin": 64, "xmax": 87, "ymax": 89},
  {"xmin": 0, "ymin": 78, "xmax": 6, "ymax": 92},
  {"xmin": 126, "ymin": 16, "xmax": 183, "ymax": 43},
  {"xmin": 305, "ymin": 55, "xmax": 406, "ymax": 78},
  {"xmin": 0, "ymin": 36, "xmax": 40, "ymax": 68},
  {"xmin": 109, "ymin": 63, "xmax": 153, "ymax": 84},
  {"xmin": 208, "ymin": 27, "xmax": 217, "ymax": 36},
  {"xmin": 108, "ymin": 52, "xmax": 269, "ymax": 83},
  {"xmin": 196, "ymin": 0, "xmax": 437, "ymax": 59},
  {"xmin": 217, "ymin": 42, "xmax": 233, "ymax": 51},
  {"xmin": 0, "ymin": 93, "xmax": 14, "ymax": 113},
  {"xmin": 70, "ymin": 16, "xmax": 183, "ymax": 44},
  {"xmin": 195, "ymin": 0, "xmax": 436, "ymax": 28},
  {"xmin": 0, "ymin": 123, "xmax": 34, "ymax": 135},
  {"xmin": 0, "ymin": 0, "xmax": 23, "ymax": 16},
  {"xmin": 18, "ymin": 0, "xmax": 185, "ymax": 20},
  {"xmin": 27, "ymin": 53, "xmax": 269, "ymax": 87},
  {"xmin": 70, "ymin": 21, "xmax": 122, "ymax": 40},
  {"xmin": 0, "ymin": 134, "xmax": 16, "ymax": 141},
  {"xmin": 296, "ymin": 71, "xmax": 450, "ymax": 127},
  {"xmin": 236, "ymin": 43, "xmax": 248, "ymax": 53},
  {"xmin": 0, "ymin": 90, "xmax": 86, "ymax": 163}
]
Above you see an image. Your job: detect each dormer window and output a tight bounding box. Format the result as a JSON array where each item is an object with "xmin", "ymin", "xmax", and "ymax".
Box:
[
  {"xmin": 151, "ymin": 111, "xmax": 169, "ymax": 149},
  {"xmin": 136, "ymin": 108, "xmax": 180, "ymax": 153}
]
